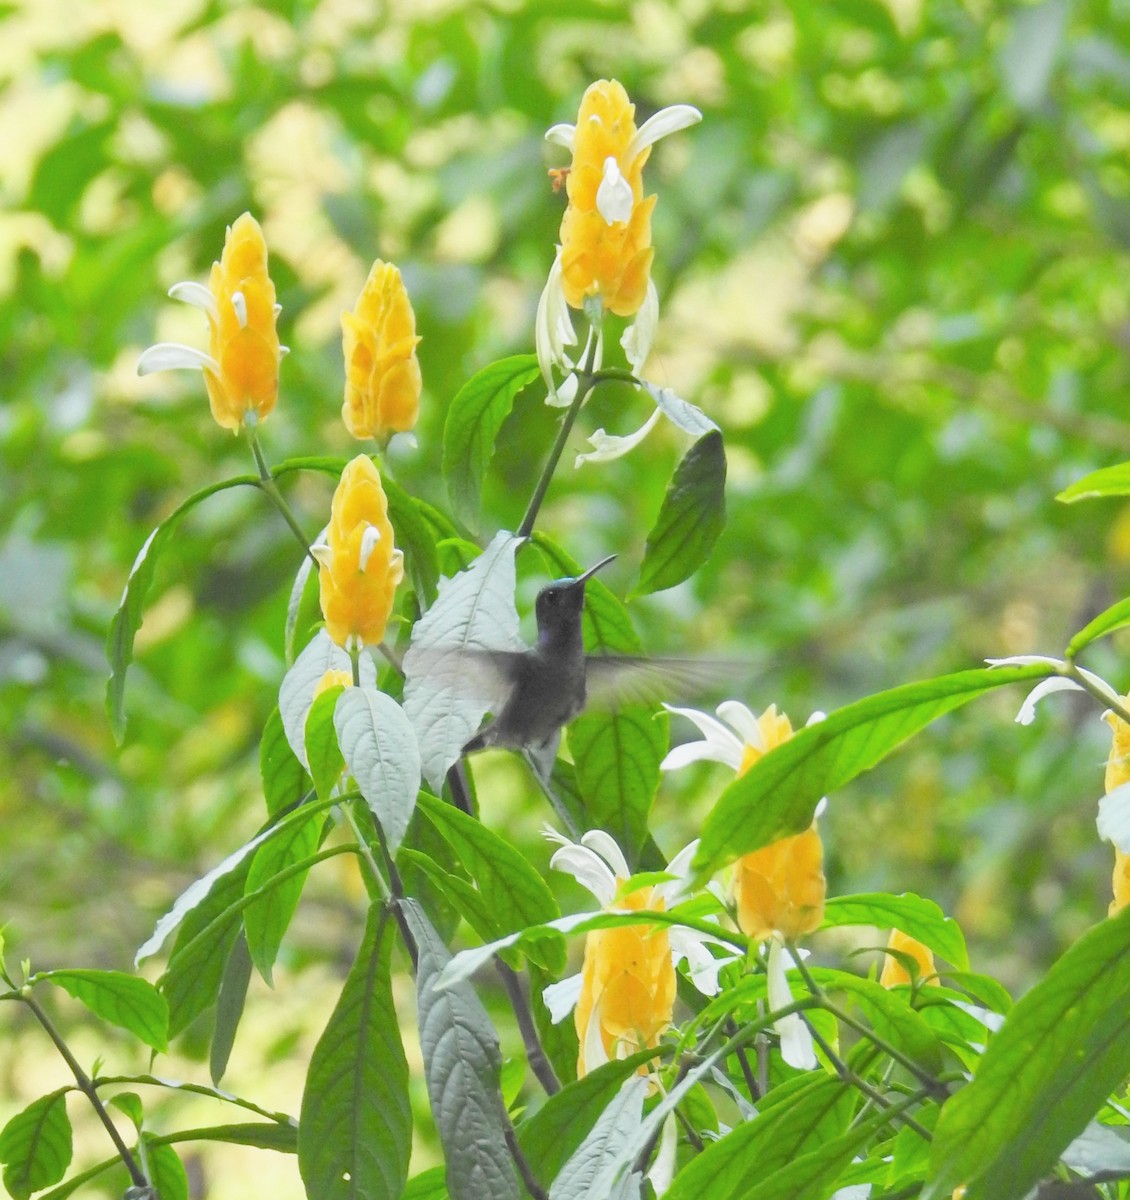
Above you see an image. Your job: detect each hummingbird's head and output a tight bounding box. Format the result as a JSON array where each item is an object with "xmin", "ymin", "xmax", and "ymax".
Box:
[{"xmin": 535, "ymin": 554, "xmax": 616, "ymax": 638}]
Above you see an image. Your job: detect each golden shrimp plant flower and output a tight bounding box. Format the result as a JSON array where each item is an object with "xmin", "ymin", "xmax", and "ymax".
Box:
[
  {"xmin": 312, "ymin": 455, "xmax": 404, "ymax": 650},
  {"xmin": 341, "ymin": 260, "xmax": 422, "ymax": 442},
  {"xmin": 137, "ymin": 213, "xmax": 287, "ymax": 431},
  {"xmin": 536, "ymin": 80, "xmax": 700, "ymax": 461},
  {"xmin": 541, "ymin": 829, "xmax": 726, "ymax": 1079},
  {"xmin": 662, "ymin": 700, "xmax": 827, "ymax": 1069},
  {"xmin": 880, "ymin": 928, "xmax": 937, "ymax": 988}
]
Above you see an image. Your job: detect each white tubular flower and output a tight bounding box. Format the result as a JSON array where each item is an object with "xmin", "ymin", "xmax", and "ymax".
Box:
[
  {"xmin": 987, "ymin": 655, "xmax": 1121, "ymax": 725},
  {"xmin": 767, "ymin": 939, "xmax": 817, "ymax": 1071}
]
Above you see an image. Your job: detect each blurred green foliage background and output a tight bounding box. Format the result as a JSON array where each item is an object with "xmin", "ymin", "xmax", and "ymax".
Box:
[{"xmin": 4, "ymin": 0, "xmax": 1130, "ymax": 1193}]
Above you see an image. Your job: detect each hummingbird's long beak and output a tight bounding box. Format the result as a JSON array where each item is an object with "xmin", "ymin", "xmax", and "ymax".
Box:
[{"xmin": 571, "ymin": 553, "xmax": 617, "ymax": 587}]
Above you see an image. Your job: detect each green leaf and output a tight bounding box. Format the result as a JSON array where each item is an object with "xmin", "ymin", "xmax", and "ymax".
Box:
[
  {"xmin": 403, "ymin": 1167, "xmax": 449, "ymax": 1199},
  {"xmin": 260, "ymin": 706, "xmax": 311, "ymax": 817},
  {"xmin": 636, "ymin": 430, "xmax": 726, "ymax": 595},
  {"xmin": 925, "ymin": 905, "xmax": 1130, "ymax": 1200},
  {"xmin": 416, "ymin": 792, "xmax": 563, "ymax": 969},
  {"xmin": 822, "ymin": 893, "xmax": 970, "ymax": 970},
  {"xmin": 665, "ymin": 1076, "xmax": 854, "ymax": 1200},
  {"xmin": 105, "ymin": 475, "xmax": 258, "ymax": 742},
  {"xmin": 810, "ymin": 968, "xmax": 945, "ymax": 1075},
  {"xmin": 145, "ymin": 1138, "xmax": 189, "ymax": 1200},
  {"xmin": 39, "ymin": 970, "xmax": 169, "ymax": 1053},
  {"xmin": 0, "ymin": 1092, "xmax": 72, "ymax": 1200},
  {"xmin": 245, "ymin": 808, "xmax": 323, "ymax": 985},
  {"xmin": 548, "ymin": 1076, "xmax": 648, "ymax": 1199},
  {"xmin": 402, "ymin": 900, "xmax": 520, "ymax": 1200},
  {"xmin": 285, "ymin": 539, "xmax": 323, "ymax": 668},
  {"xmin": 107, "ymin": 1092, "xmax": 143, "ymax": 1129},
  {"xmin": 279, "ymin": 629, "xmax": 376, "ymax": 769},
  {"xmin": 1065, "ymin": 595, "xmax": 1130, "ymax": 659},
  {"xmin": 335, "ymin": 687, "xmax": 421, "ymax": 855},
  {"xmin": 535, "ymin": 536, "xmax": 665, "ymax": 862},
  {"xmin": 518, "ymin": 1050, "xmax": 657, "ymax": 1186},
  {"xmin": 693, "ymin": 663, "xmax": 1054, "ymax": 878},
  {"xmin": 1056, "ymin": 460, "xmax": 1130, "ymax": 503},
  {"xmin": 210, "ymin": 932, "xmax": 252, "ymax": 1085},
  {"xmin": 162, "ymin": 1121, "xmax": 298, "ymax": 1153},
  {"xmin": 299, "ymin": 902, "xmax": 412, "ymax": 1200},
  {"xmin": 442, "ymin": 354, "xmax": 541, "ymax": 529},
  {"xmin": 385, "ymin": 476, "xmax": 441, "ymax": 607},
  {"xmin": 403, "ymin": 531, "xmax": 522, "ymax": 790},
  {"xmin": 305, "ymin": 686, "xmax": 346, "ymax": 802}
]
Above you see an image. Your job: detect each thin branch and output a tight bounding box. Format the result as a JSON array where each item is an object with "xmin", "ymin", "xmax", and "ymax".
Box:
[
  {"xmin": 494, "ymin": 961, "xmax": 560, "ymax": 1096},
  {"xmin": 502, "ymin": 1110, "xmax": 548, "ymax": 1200}
]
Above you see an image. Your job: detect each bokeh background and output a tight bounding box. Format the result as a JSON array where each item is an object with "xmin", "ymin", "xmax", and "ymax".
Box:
[{"xmin": 3, "ymin": 0, "xmax": 1130, "ymax": 1195}]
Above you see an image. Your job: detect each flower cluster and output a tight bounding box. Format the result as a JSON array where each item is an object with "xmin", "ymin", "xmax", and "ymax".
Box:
[
  {"xmin": 137, "ymin": 213, "xmax": 286, "ymax": 431},
  {"xmin": 313, "ymin": 455, "xmax": 404, "ymax": 650}
]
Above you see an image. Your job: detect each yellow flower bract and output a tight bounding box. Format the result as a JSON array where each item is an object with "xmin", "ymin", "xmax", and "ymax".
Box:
[
  {"xmin": 879, "ymin": 928, "xmax": 936, "ymax": 988},
  {"xmin": 204, "ymin": 213, "xmax": 281, "ymax": 431},
  {"xmin": 559, "ymin": 79, "xmax": 655, "ymax": 317},
  {"xmin": 318, "ymin": 455, "xmax": 404, "ymax": 649},
  {"xmin": 1106, "ymin": 703, "xmax": 1130, "ymax": 915},
  {"xmin": 341, "ymin": 260, "xmax": 422, "ymax": 441},
  {"xmin": 574, "ymin": 884, "xmax": 675, "ymax": 1078},
  {"xmin": 732, "ymin": 705, "xmax": 827, "ymax": 941}
]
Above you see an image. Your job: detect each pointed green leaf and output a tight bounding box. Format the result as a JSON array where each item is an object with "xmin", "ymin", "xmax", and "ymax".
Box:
[
  {"xmin": 385, "ymin": 475, "xmax": 441, "ymax": 606},
  {"xmin": 925, "ymin": 905, "xmax": 1130, "ymax": 1200},
  {"xmin": 403, "ymin": 531, "xmax": 523, "ymax": 790},
  {"xmin": 306, "ymin": 686, "xmax": 346, "ymax": 802},
  {"xmin": 402, "ymin": 900, "xmax": 520, "ymax": 1200},
  {"xmin": 443, "ymin": 355, "xmax": 541, "ymax": 529},
  {"xmin": 1056, "ymin": 460, "xmax": 1130, "ymax": 503},
  {"xmin": 416, "ymin": 792, "xmax": 562, "ymax": 968},
  {"xmin": 245, "ymin": 808, "xmax": 322, "ymax": 984},
  {"xmin": 518, "ymin": 1050, "xmax": 657, "ymax": 1186},
  {"xmin": 694, "ymin": 664, "xmax": 1054, "ymax": 878},
  {"xmin": 280, "ymin": 630, "xmax": 376, "ymax": 769},
  {"xmin": 335, "ymin": 687, "xmax": 421, "ymax": 855},
  {"xmin": 636, "ymin": 430, "xmax": 726, "ymax": 596},
  {"xmin": 145, "ymin": 1137, "xmax": 188, "ymax": 1200},
  {"xmin": 106, "ymin": 475, "xmax": 258, "ymax": 742},
  {"xmin": 210, "ymin": 932, "xmax": 252, "ymax": 1085},
  {"xmin": 666, "ymin": 1076, "xmax": 854, "ymax": 1200},
  {"xmin": 1065, "ymin": 595, "xmax": 1130, "ymax": 659},
  {"xmin": 403, "ymin": 1167, "xmax": 449, "ymax": 1199},
  {"xmin": 548, "ymin": 1076, "xmax": 648, "ymax": 1200},
  {"xmin": 260, "ymin": 706, "xmax": 311, "ymax": 817},
  {"xmin": 822, "ymin": 893, "xmax": 969, "ymax": 970},
  {"xmin": 299, "ymin": 902, "xmax": 412, "ymax": 1200},
  {"xmin": 284, "ymin": 530, "xmax": 323, "ymax": 667},
  {"xmin": 39, "ymin": 970, "xmax": 168, "ymax": 1053},
  {"xmin": 0, "ymin": 1092, "xmax": 72, "ymax": 1200}
]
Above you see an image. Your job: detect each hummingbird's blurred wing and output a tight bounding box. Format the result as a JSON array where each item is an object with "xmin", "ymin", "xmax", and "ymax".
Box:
[
  {"xmin": 583, "ymin": 654, "xmax": 741, "ymax": 709},
  {"xmin": 403, "ymin": 644, "xmax": 529, "ymax": 711}
]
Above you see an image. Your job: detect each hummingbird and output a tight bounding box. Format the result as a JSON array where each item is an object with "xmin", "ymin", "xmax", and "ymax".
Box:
[{"xmin": 457, "ymin": 554, "xmax": 720, "ymax": 777}]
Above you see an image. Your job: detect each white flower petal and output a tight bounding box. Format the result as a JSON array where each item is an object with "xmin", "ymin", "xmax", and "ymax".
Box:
[
  {"xmin": 545, "ymin": 122, "xmax": 575, "ymax": 148},
  {"xmin": 620, "ymin": 278, "xmax": 658, "ymax": 373},
  {"xmin": 715, "ymin": 700, "xmax": 764, "ymax": 751},
  {"xmin": 1098, "ymin": 781, "xmax": 1130, "ymax": 853},
  {"xmin": 550, "ymin": 844, "xmax": 617, "ymax": 906},
  {"xmin": 535, "ymin": 248, "xmax": 576, "ymax": 400},
  {"xmin": 596, "ymin": 156, "xmax": 634, "ymax": 224},
  {"xmin": 626, "ymin": 104, "xmax": 703, "ymax": 162},
  {"xmin": 668, "ymin": 927, "xmax": 733, "ymax": 996},
  {"xmin": 545, "ymin": 373, "xmax": 577, "ymax": 408},
  {"xmin": 168, "ymin": 280, "xmax": 218, "ymax": 318},
  {"xmin": 768, "ymin": 938, "xmax": 816, "ymax": 1071},
  {"xmin": 581, "ymin": 829, "xmax": 630, "ymax": 880},
  {"xmin": 1014, "ymin": 677, "xmax": 1083, "ymax": 726},
  {"xmin": 656, "ymin": 839, "xmax": 699, "ymax": 905},
  {"xmin": 358, "ymin": 523, "xmax": 381, "ymax": 571},
  {"xmin": 310, "ymin": 542, "xmax": 333, "ymax": 570},
  {"xmin": 583, "ymin": 990, "xmax": 609, "ymax": 1071},
  {"xmin": 137, "ymin": 343, "xmax": 219, "ymax": 376},
  {"xmin": 231, "ymin": 289, "xmax": 248, "ymax": 328},
  {"xmin": 659, "ymin": 741, "xmax": 729, "ymax": 773},
  {"xmin": 574, "ymin": 407, "xmax": 664, "ymax": 467},
  {"xmin": 648, "ymin": 1113, "xmax": 679, "ymax": 1197},
  {"xmin": 662, "ymin": 704, "xmax": 744, "ymax": 771},
  {"xmin": 541, "ymin": 973, "xmax": 583, "ymax": 1024},
  {"xmin": 1078, "ymin": 666, "xmax": 1122, "ymax": 708}
]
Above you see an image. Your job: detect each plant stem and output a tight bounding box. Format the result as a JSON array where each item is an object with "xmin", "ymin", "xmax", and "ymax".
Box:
[
  {"xmin": 517, "ymin": 335, "xmax": 601, "ymax": 539},
  {"xmin": 502, "ymin": 1110, "xmax": 548, "ymax": 1200},
  {"xmin": 1064, "ymin": 662, "xmax": 1130, "ymax": 725},
  {"xmin": 339, "ymin": 801, "xmax": 392, "ymax": 902},
  {"xmin": 20, "ymin": 991, "xmax": 149, "ymax": 1191},
  {"xmin": 494, "ymin": 961, "xmax": 560, "ymax": 1096},
  {"xmin": 245, "ymin": 427, "xmax": 319, "ymax": 568}
]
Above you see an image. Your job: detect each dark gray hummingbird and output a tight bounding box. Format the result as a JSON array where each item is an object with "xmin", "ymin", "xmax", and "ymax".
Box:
[{"xmin": 458, "ymin": 554, "xmax": 721, "ymax": 777}]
